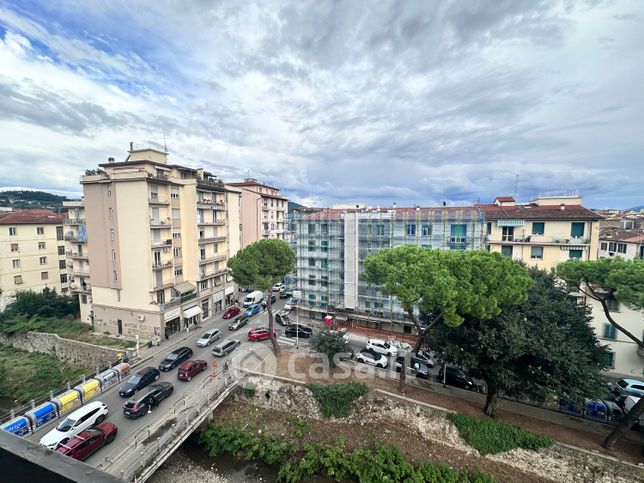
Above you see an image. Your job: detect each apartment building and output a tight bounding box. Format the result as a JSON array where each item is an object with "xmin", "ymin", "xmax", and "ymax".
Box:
[
  {"xmin": 480, "ymin": 195, "xmax": 601, "ymax": 271},
  {"xmin": 0, "ymin": 210, "xmax": 69, "ymax": 310},
  {"xmin": 227, "ymin": 178, "xmax": 288, "ymax": 247},
  {"xmin": 79, "ymin": 145, "xmax": 241, "ymax": 341},
  {"xmin": 287, "ymin": 206, "xmax": 485, "ymax": 332},
  {"xmin": 62, "ymin": 200, "xmax": 93, "ymax": 324}
]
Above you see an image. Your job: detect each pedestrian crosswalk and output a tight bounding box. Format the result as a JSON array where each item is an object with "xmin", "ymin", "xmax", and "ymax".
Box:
[{"xmin": 277, "ymin": 336, "xmax": 296, "ymax": 346}]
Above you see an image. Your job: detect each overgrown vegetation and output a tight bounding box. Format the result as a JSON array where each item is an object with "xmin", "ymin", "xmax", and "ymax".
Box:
[
  {"xmin": 310, "ymin": 329, "xmax": 352, "ymax": 369},
  {"xmin": 305, "ymin": 382, "xmax": 369, "ymax": 418},
  {"xmin": 201, "ymin": 423, "xmax": 494, "ymax": 482},
  {"xmin": 0, "ymin": 343, "xmax": 91, "ymax": 407},
  {"xmin": 1, "ymin": 288, "xmax": 79, "ymax": 323},
  {"xmin": 448, "ymin": 413, "xmax": 553, "ymax": 455}
]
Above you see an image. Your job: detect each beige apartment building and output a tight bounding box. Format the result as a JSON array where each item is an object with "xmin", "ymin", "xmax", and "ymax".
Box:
[
  {"xmin": 480, "ymin": 195, "xmax": 601, "ymax": 271},
  {"xmin": 0, "ymin": 210, "xmax": 69, "ymax": 310},
  {"xmin": 78, "ymin": 145, "xmax": 241, "ymax": 341},
  {"xmin": 227, "ymin": 178, "xmax": 288, "ymax": 248}
]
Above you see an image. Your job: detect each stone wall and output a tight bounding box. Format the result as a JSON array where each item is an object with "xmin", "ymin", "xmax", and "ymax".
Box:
[
  {"xmin": 0, "ymin": 331, "xmax": 130, "ymax": 370},
  {"xmin": 237, "ymin": 372, "xmax": 644, "ymax": 483}
]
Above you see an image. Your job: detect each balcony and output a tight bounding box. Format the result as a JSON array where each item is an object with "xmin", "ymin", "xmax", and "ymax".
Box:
[
  {"xmin": 151, "ymin": 239, "xmax": 173, "ymax": 248},
  {"xmin": 64, "ymin": 218, "xmax": 85, "ymax": 225},
  {"xmin": 153, "ymin": 279, "xmax": 174, "ymax": 290},
  {"xmin": 262, "ymin": 204, "xmax": 269, "ymax": 211},
  {"xmin": 152, "ymin": 261, "xmax": 173, "ymax": 270},
  {"xmin": 198, "ymin": 236, "xmax": 226, "ymax": 244},
  {"xmin": 159, "ymin": 291, "xmax": 197, "ymax": 311},
  {"xmin": 196, "ymin": 178, "xmax": 225, "ymax": 190},
  {"xmin": 64, "ymin": 232, "xmax": 87, "ymax": 243},
  {"xmin": 148, "ymin": 173, "xmax": 169, "ymax": 182},
  {"xmin": 149, "ymin": 196, "xmax": 170, "ymax": 205},
  {"xmin": 70, "ymin": 252, "xmax": 89, "ymax": 260},
  {"xmin": 150, "ymin": 218, "xmax": 172, "ymax": 229},
  {"xmin": 199, "ymin": 254, "xmax": 226, "ymax": 265},
  {"xmin": 487, "ymin": 235, "xmax": 591, "ymax": 245},
  {"xmin": 72, "ymin": 267, "xmax": 90, "ymax": 276},
  {"xmin": 71, "ymin": 283, "xmax": 91, "ymax": 294}
]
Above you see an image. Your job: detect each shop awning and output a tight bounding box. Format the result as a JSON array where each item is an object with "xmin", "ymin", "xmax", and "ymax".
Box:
[
  {"xmin": 497, "ymin": 219, "xmax": 525, "ymax": 227},
  {"xmin": 174, "ymin": 281, "xmax": 196, "ymax": 294},
  {"xmin": 183, "ymin": 306, "xmax": 202, "ymax": 318}
]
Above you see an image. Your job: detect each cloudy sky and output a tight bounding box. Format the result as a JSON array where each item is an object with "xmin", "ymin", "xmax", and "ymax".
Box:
[{"xmin": 0, "ymin": 0, "xmax": 642, "ymax": 208}]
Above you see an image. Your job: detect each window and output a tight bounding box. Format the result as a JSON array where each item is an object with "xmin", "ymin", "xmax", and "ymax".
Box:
[
  {"xmin": 157, "ymin": 290, "xmax": 165, "ymax": 304},
  {"xmin": 321, "ymin": 259, "xmax": 328, "ymax": 269},
  {"xmin": 39, "ymin": 256, "xmax": 47, "ymax": 265},
  {"xmin": 321, "ymin": 224, "xmax": 328, "ymax": 235},
  {"xmin": 406, "ymin": 224, "xmax": 416, "ymax": 236},
  {"xmin": 603, "ymin": 351, "xmax": 615, "ymax": 369},
  {"xmin": 308, "ymin": 224, "xmax": 316, "ymax": 235},
  {"xmin": 501, "ymin": 226, "xmax": 514, "ymax": 241},
  {"xmin": 308, "ymin": 294, "xmax": 316, "ymax": 302},
  {"xmin": 172, "ymin": 230, "xmax": 181, "ymax": 238},
  {"xmin": 40, "ymin": 271, "xmax": 48, "ymax": 280},
  {"xmin": 617, "ymin": 243, "xmax": 627, "ymax": 254},
  {"xmin": 321, "ymin": 275, "xmax": 329, "ymax": 287},
  {"xmin": 174, "ymin": 267, "xmax": 183, "ymax": 276},
  {"xmin": 532, "ymin": 222, "xmax": 544, "ymax": 235},
  {"xmin": 421, "ymin": 224, "xmax": 431, "ymax": 236},
  {"xmin": 56, "ymin": 226, "xmax": 63, "ymax": 240},
  {"xmin": 108, "ymin": 207, "xmax": 113, "ymax": 220},
  {"xmin": 107, "ymin": 185, "xmax": 112, "ymax": 197},
  {"xmin": 308, "ymin": 240, "xmax": 316, "ymax": 252},
  {"xmin": 600, "ymin": 242, "xmax": 607, "ymax": 250},
  {"xmin": 38, "ymin": 242, "xmax": 46, "ymax": 250},
  {"xmin": 608, "ymin": 242, "xmax": 616, "ymax": 252},
  {"xmin": 112, "ymin": 250, "xmax": 117, "ymax": 261},
  {"xmin": 58, "ymin": 246, "xmax": 65, "ymax": 255},
  {"xmin": 173, "ymin": 247, "xmax": 182, "ymax": 257},
  {"xmin": 11, "ymin": 243, "xmax": 18, "ymax": 252},
  {"xmin": 602, "ymin": 323, "xmax": 616, "ymax": 340},
  {"xmin": 59, "ymin": 260, "xmax": 66, "ymax": 269},
  {"xmin": 12, "ymin": 259, "xmax": 20, "ymax": 269},
  {"xmin": 569, "ymin": 249, "xmax": 583, "ymax": 260},
  {"xmin": 571, "ymin": 222, "xmax": 585, "ymax": 238},
  {"xmin": 110, "ymin": 229, "xmax": 115, "ymax": 240},
  {"xmin": 321, "ymin": 240, "xmax": 328, "ymax": 252},
  {"xmin": 172, "ymin": 208, "xmax": 180, "ymax": 219},
  {"xmin": 13, "ymin": 274, "xmax": 23, "ymax": 285},
  {"xmin": 81, "ymin": 294, "xmax": 87, "ymax": 304},
  {"xmin": 171, "ymin": 188, "xmax": 179, "ymax": 198},
  {"xmin": 486, "ymin": 222, "xmax": 492, "ymax": 235},
  {"xmin": 37, "ymin": 226, "xmax": 44, "ymax": 235},
  {"xmin": 530, "ymin": 246, "xmax": 543, "ymax": 260},
  {"xmin": 308, "ymin": 257, "xmax": 316, "ymax": 267},
  {"xmin": 60, "ymin": 274, "xmax": 67, "ymax": 283},
  {"xmin": 501, "ymin": 245, "xmax": 513, "ymax": 258},
  {"xmin": 201, "ymin": 281, "xmax": 208, "ymax": 290},
  {"xmin": 606, "ymin": 295, "xmax": 619, "ymax": 312},
  {"xmin": 451, "ymin": 224, "xmax": 467, "ymax": 240},
  {"xmin": 308, "ymin": 275, "xmax": 316, "ymax": 286},
  {"xmin": 9, "ymin": 227, "xmax": 17, "ymax": 236},
  {"xmin": 377, "ymin": 224, "xmax": 385, "ymax": 236}
]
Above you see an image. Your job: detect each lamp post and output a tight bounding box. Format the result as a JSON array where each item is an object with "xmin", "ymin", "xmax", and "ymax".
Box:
[{"xmin": 295, "ymin": 304, "xmax": 299, "ymax": 349}]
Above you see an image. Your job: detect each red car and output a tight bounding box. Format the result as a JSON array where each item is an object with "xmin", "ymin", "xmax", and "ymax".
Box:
[
  {"xmin": 247, "ymin": 327, "xmax": 275, "ymax": 341},
  {"xmin": 223, "ymin": 305, "xmax": 241, "ymax": 319},
  {"xmin": 55, "ymin": 422, "xmax": 117, "ymax": 461},
  {"xmin": 177, "ymin": 359, "xmax": 208, "ymax": 381}
]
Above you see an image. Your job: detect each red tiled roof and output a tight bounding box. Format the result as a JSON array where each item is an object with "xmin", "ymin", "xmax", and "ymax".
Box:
[
  {"xmin": 622, "ymin": 234, "xmax": 644, "ymax": 243},
  {"xmin": 494, "ymin": 196, "xmax": 515, "ymax": 202},
  {"xmin": 480, "ymin": 203, "xmax": 602, "ymax": 221},
  {"xmin": 228, "ymin": 180, "xmax": 281, "ymax": 192},
  {"xmin": 0, "ymin": 209, "xmax": 65, "ymax": 225}
]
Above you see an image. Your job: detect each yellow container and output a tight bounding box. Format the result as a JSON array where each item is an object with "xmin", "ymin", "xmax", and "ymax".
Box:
[
  {"xmin": 75, "ymin": 379, "xmax": 101, "ymax": 402},
  {"xmin": 54, "ymin": 390, "xmax": 82, "ymax": 415}
]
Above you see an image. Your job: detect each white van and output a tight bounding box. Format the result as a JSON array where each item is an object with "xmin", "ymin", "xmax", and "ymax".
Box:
[{"xmin": 243, "ymin": 290, "xmax": 264, "ymax": 307}]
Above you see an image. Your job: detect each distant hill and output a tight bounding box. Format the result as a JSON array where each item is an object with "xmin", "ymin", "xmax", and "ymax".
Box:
[
  {"xmin": 627, "ymin": 205, "xmax": 644, "ymax": 212},
  {"xmin": 0, "ymin": 190, "xmax": 70, "ymax": 212},
  {"xmin": 288, "ymin": 200, "xmax": 307, "ymax": 211}
]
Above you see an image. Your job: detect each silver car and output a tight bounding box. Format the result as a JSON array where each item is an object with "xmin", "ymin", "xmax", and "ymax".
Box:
[{"xmin": 197, "ymin": 329, "xmax": 222, "ymax": 347}]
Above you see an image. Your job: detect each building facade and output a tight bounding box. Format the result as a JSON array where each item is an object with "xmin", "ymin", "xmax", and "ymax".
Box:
[
  {"xmin": 0, "ymin": 210, "xmax": 69, "ymax": 310},
  {"xmin": 79, "ymin": 146, "xmax": 240, "ymax": 341},
  {"xmin": 287, "ymin": 206, "xmax": 485, "ymax": 331},
  {"xmin": 480, "ymin": 195, "xmax": 601, "ymax": 271},
  {"xmin": 227, "ymin": 178, "xmax": 287, "ymax": 248}
]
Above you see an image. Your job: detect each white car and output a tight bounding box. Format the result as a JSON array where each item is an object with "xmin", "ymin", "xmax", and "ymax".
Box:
[
  {"xmin": 197, "ymin": 329, "xmax": 222, "ymax": 347},
  {"xmin": 284, "ymin": 298, "xmax": 301, "ymax": 311},
  {"xmin": 272, "ymin": 283, "xmax": 284, "ymax": 292},
  {"xmin": 356, "ymin": 349, "xmax": 388, "ymax": 368},
  {"xmin": 365, "ymin": 338, "xmax": 398, "ymax": 357},
  {"xmin": 40, "ymin": 401, "xmax": 108, "ymax": 449}
]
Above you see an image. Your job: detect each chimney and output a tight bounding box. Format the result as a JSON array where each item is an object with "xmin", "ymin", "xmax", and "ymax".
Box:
[
  {"xmin": 107, "ymin": 157, "xmax": 115, "ymax": 163},
  {"xmin": 129, "ymin": 142, "xmax": 134, "ymax": 151},
  {"xmin": 560, "ymin": 204, "xmax": 565, "ymax": 210}
]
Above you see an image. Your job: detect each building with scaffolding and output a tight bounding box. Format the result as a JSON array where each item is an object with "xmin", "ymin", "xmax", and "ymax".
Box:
[{"xmin": 286, "ymin": 205, "xmax": 485, "ymax": 332}]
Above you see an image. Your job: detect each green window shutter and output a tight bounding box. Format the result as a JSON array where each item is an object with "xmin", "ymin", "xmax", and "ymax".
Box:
[
  {"xmin": 571, "ymin": 222, "xmax": 585, "ymax": 237},
  {"xmin": 532, "ymin": 222, "xmax": 544, "ymax": 235},
  {"xmin": 569, "ymin": 249, "xmax": 583, "ymax": 259},
  {"xmin": 602, "ymin": 324, "xmax": 616, "ymax": 340},
  {"xmin": 501, "ymin": 245, "xmax": 513, "ymax": 257}
]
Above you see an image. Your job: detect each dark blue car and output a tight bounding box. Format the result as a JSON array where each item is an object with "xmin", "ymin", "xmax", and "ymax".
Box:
[{"xmin": 243, "ymin": 303, "xmax": 261, "ymax": 317}]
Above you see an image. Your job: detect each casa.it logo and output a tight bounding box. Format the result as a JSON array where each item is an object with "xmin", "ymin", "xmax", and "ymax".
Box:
[{"xmin": 228, "ymin": 344, "xmax": 277, "ymax": 382}]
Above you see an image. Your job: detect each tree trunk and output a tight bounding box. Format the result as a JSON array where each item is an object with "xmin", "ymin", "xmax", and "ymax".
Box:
[
  {"xmin": 266, "ymin": 291, "xmax": 281, "ymax": 356},
  {"xmin": 603, "ymin": 396, "xmax": 644, "ymax": 449},
  {"xmin": 405, "ymin": 308, "xmax": 424, "ymax": 353},
  {"xmin": 484, "ymin": 385, "xmax": 498, "ymax": 418},
  {"xmin": 599, "ymin": 299, "xmax": 644, "ymax": 349}
]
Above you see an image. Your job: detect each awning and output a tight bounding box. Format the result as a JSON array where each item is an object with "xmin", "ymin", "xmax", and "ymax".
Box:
[
  {"xmin": 183, "ymin": 306, "xmax": 202, "ymax": 318},
  {"xmin": 497, "ymin": 219, "xmax": 525, "ymax": 227},
  {"xmin": 560, "ymin": 245, "xmax": 587, "ymax": 251},
  {"xmin": 174, "ymin": 281, "xmax": 196, "ymax": 294}
]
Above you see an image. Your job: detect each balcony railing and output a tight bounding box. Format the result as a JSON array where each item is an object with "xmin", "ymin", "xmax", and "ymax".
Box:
[
  {"xmin": 152, "ymin": 261, "xmax": 173, "ymax": 270},
  {"xmin": 150, "ymin": 218, "xmax": 172, "ymax": 229},
  {"xmin": 64, "ymin": 218, "xmax": 85, "ymax": 225},
  {"xmin": 151, "ymin": 239, "xmax": 173, "ymax": 248},
  {"xmin": 70, "ymin": 253, "xmax": 89, "ymax": 260},
  {"xmin": 488, "ymin": 235, "xmax": 591, "ymax": 245},
  {"xmin": 149, "ymin": 197, "xmax": 170, "ymax": 205},
  {"xmin": 71, "ymin": 283, "xmax": 91, "ymax": 293},
  {"xmin": 198, "ymin": 236, "xmax": 226, "ymax": 244},
  {"xmin": 199, "ymin": 254, "xmax": 226, "ymax": 265}
]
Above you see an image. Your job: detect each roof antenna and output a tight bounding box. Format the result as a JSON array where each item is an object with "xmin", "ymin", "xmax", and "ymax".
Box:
[
  {"xmin": 163, "ymin": 130, "xmax": 167, "ymax": 153},
  {"xmin": 442, "ymin": 191, "xmax": 446, "ymax": 207},
  {"xmin": 514, "ymin": 174, "xmax": 520, "ymax": 200}
]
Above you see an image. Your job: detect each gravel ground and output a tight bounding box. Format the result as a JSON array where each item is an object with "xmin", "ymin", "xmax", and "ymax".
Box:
[{"xmin": 149, "ymin": 449, "xmax": 230, "ymax": 483}]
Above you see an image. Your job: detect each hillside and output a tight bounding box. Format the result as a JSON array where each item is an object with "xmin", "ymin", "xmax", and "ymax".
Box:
[{"xmin": 0, "ymin": 190, "xmax": 69, "ymax": 212}]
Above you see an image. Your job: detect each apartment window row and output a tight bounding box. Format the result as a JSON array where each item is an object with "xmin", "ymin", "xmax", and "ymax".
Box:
[
  {"xmin": 8, "ymin": 226, "xmax": 49, "ymax": 236},
  {"xmin": 600, "ymin": 242, "xmax": 627, "ymax": 254}
]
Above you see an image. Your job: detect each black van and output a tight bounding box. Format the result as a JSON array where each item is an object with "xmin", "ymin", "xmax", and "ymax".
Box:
[{"xmin": 119, "ymin": 366, "xmax": 160, "ymax": 398}]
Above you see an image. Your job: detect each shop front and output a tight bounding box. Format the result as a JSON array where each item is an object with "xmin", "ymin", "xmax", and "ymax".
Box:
[
  {"xmin": 224, "ymin": 285, "xmax": 235, "ymax": 307},
  {"xmin": 213, "ymin": 290, "xmax": 224, "ymax": 314},
  {"xmin": 183, "ymin": 305, "xmax": 202, "ymax": 329},
  {"xmin": 163, "ymin": 307, "xmax": 181, "ymax": 340}
]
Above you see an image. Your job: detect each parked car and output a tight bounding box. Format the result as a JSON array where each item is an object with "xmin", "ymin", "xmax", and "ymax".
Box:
[
  {"xmin": 123, "ymin": 382, "xmax": 174, "ymax": 419},
  {"xmin": 223, "ymin": 305, "xmax": 241, "ymax": 319},
  {"xmin": 119, "ymin": 367, "xmax": 160, "ymax": 398},
  {"xmin": 395, "ymin": 357, "xmax": 430, "ymax": 379},
  {"xmin": 159, "ymin": 346, "xmax": 193, "ymax": 371},
  {"xmin": 356, "ymin": 349, "xmax": 388, "ymax": 368},
  {"xmin": 197, "ymin": 328, "xmax": 222, "ymax": 347},
  {"xmin": 229, "ymin": 315, "xmax": 249, "ymax": 330},
  {"xmin": 177, "ymin": 360, "xmax": 208, "ymax": 381},
  {"xmin": 275, "ymin": 311, "xmax": 291, "ymax": 326},
  {"xmin": 248, "ymin": 327, "xmax": 275, "ymax": 341},
  {"xmin": 212, "ymin": 338, "xmax": 241, "ymax": 357},
  {"xmin": 243, "ymin": 303, "xmax": 261, "ymax": 317},
  {"xmin": 40, "ymin": 401, "xmax": 109, "ymax": 449},
  {"xmin": 611, "ymin": 378, "xmax": 644, "ymax": 407},
  {"xmin": 413, "ymin": 350, "xmax": 435, "ymax": 368},
  {"xmin": 365, "ymin": 339, "xmax": 398, "ymax": 357},
  {"xmin": 279, "ymin": 290, "xmax": 291, "ymax": 299},
  {"xmin": 284, "ymin": 298, "xmax": 301, "ymax": 311},
  {"xmin": 438, "ymin": 365, "xmax": 474, "ymax": 390},
  {"xmin": 284, "ymin": 323, "xmax": 313, "ymax": 339},
  {"xmin": 272, "ymin": 282, "xmax": 284, "ymax": 292},
  {"xmin": 55, "ymin": 422, "xmax": 117, "ymax": 461}
]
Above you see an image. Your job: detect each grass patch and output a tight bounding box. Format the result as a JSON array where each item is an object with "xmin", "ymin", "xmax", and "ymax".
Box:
[
  {"xmin": 0, "ymin": 343, "xmax": 92, "ymax": 406},
  {"xmin": 448, "ymin": 413, "xmax": 553, "ymax": 455},
  {"xmin": 305, "ymin": 381, "xmax": 369, "ymax": 418}
]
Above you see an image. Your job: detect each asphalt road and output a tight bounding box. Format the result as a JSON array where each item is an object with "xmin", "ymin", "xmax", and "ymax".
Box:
[{"xmin": 26, "ymin": 297, "xmax": 292, "ymax": 469}]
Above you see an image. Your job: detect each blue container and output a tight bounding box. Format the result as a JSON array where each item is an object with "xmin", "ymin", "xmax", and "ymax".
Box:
[
  {"xmin": 1, "ymin": 416, "xmax": 32, "ymax": 437},
  {"xmin": 24, "ymin": 402, "xmax": 58, "ymax": 430}
]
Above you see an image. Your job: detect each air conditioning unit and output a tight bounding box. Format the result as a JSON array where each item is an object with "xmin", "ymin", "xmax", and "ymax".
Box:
[{"xmin": 137, "ymin": 314, "xmax": 145, "ymax": 322}]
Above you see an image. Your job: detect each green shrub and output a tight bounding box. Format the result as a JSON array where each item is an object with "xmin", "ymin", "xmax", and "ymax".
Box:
[
  {"xmin": 448, "ymin": 413, "xmax": 553, "ymax": 455},
  {"xmin": 242, "ymin": 385, "xmax": 257, "ymax": 399},
  {"xmin": 305, "ymin": 381, "xmax": 369, "ymax": 418}
]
